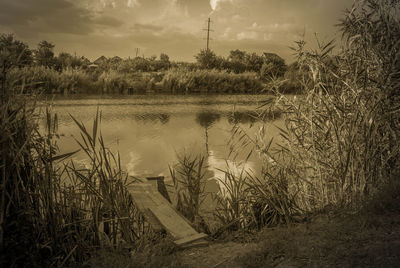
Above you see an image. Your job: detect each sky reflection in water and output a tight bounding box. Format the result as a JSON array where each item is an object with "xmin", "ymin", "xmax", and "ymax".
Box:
[{"xmin": 44, "ymin": 96, "xmax": 282, "ymax": 186}]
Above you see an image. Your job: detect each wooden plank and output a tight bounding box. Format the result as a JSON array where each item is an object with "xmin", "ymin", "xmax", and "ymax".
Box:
[
  {"xmin": 146, "ymin": 176, "xmax": 172, "ymax": 203},
  {"xmin": 127, "ymin": 180, "xmax": 208, "ymax": 247},
  {"xmin": 143, "ymin": 208, "xmax": 164, "ymax": 232},
  {"xmin": 150, "ymin": 204, "xmax": 197, "ymax": 239},
  {"xmin": 174, "ymin": 233, "xmax": 208, "ymax": 247}
]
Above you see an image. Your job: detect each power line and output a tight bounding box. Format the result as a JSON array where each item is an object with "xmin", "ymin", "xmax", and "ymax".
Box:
[{"xmin": 202, "ymin": 18, "xmax": 213, "ymax": 51}]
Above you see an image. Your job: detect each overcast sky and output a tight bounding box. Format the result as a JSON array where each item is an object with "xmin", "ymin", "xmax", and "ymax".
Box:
[{"xmin": 0, "ymin": 0, "xmax": 353, "ymax": 62}]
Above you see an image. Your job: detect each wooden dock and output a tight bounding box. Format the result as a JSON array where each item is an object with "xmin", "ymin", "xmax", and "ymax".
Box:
[{"xmin": 127, "ymin": 177, "xmax": 208, "ymax": 247}]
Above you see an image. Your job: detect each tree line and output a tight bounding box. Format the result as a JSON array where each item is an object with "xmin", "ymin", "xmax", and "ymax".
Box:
[{"xmin": 1, "ymin": 33, "xmax": 303, "ymax": 94}]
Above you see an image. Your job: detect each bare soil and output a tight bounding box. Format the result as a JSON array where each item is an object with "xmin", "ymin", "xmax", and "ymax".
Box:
[
  {"xmin": 88, "ymin": 201, "xmax": 400, "ymax": 267},
  {"xmin": 176, "ymin": 212, "xmax": 400, "ymax": 268}
]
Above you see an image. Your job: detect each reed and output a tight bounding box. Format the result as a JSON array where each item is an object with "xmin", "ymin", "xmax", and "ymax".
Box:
[
  {"xmin": 0, "ymin": 87, "xmax": 154, "ymax": 266},
  {"xmin": 161, "ymin": 68, "xmax": 264, "ymax": 94},
  {"xmin": 169, "ymin": 153, "xmax": 208, "ymax": 230},
  {"xmin": 212, "ymin": 163, "xmax": 253, "ymax": 231},
  {"xmin": 7, "ymin": 66, "xmax": 97, "ymax": 94},
  {"xmin": 254, "ymin": 0, "xmax": 399, "ymax": 214},
  {"xmin": 212, "ymin": 0, "xmax": 400, "ymax": 231}
]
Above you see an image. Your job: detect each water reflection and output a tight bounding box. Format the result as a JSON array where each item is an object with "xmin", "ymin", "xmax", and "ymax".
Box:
[
  {"xmin": 195, "ymin": 111, "xmax": 222, "ymax": 128},
  {"xmin": 133, "ymin": 113, "xmax": 171, "ymax": 124},
  {"xmin": 227, "ymin": 111, "xmax": 258, "ymax": 125},
  {"xmin": 195, "ymin": 111, "xmax": 222, "ymax": 155},
  {"xmin": 46, "ymin": 96, "xmax": 282, "ymax": 183}
]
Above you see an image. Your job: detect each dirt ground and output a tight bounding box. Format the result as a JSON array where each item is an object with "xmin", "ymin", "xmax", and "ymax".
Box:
[
  {"xmin": 89, "ymin": 200, "xmax": 400, "ymax": 268},
  {"xmin": 178, "ymin": 241, "xmax": 259, "ymax": 268},
  {"xmin": 175, "ymin": 212, "xmax": 400, "ymax": 268}
]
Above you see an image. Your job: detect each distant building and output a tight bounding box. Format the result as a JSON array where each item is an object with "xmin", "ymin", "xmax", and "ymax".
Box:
[
  {"xmin": 93, "ymin": 55, "xmax": 107, "ymax": 65},
  {"xmin": 111, "ymin": 56, "xmax": 123, "ymax": 63}
]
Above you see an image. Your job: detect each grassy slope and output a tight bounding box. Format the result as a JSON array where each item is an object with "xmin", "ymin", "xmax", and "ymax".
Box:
[{"xmin": 86, "ymin": 183, "xmax": 400, "ymax": 268}]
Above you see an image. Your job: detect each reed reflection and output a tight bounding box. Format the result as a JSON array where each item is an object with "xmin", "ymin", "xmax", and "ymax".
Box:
[
  {"xmin": 133, "ymin": 113, "xmax": 171, "ymax": 124},
  {"xmin": 195, "ymin": 111, "xmax": 222, "ymax": 155},
  {"xmin": 227, "ymin": 111, "xmax": 258, "ymax": 125}
]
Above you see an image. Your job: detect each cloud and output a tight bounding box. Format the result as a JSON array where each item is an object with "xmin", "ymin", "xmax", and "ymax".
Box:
[
  {"xmin": 130, "ymin": 23, "xmax": 164, "ymax": 33},
  {"xmin": 236, "ymin": 31, "xmax": 259, "ymax": 40},
  {"xmin": 0, "ymin": 0, "xmax": 353, "ymax": 62},
  {"xmin": 0, "ymin": 0, "xmax": 126, "ymax": 37},
  {"xmin": 127, "ymin": 0, "xmax": 140, "ymax": 8},
  {"xmin": 92, "ymin": 15, "xmax": 124, "ymax": 27}
]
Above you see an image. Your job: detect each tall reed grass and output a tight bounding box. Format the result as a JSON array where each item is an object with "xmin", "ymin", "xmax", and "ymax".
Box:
[
  {"xmin": 7, "ymin": 66, "xmax": 97, "ymax": 94},
  {"xmin": 210, "ymin": 0, "xmax": 400, "ymax": 231},
  {"xmin": 161, "ymin": 68, "xmax": 264, "ymax": 94},
  {"xmin": 265, "ymin": 0, "xmax": 400, "ymax": 212},
  {"xmin": 169, "ymin": 153, "xmax": 211, "ymax": 233},
  {"xmin": 0, "ymin": 87, "xmax": 158, "ymax": 266}
]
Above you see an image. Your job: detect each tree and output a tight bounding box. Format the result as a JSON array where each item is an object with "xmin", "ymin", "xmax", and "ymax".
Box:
[
  {"xmin": 55, "ymin": 52, "xmax": 84, "ymax": 70},
  {"xmin": 160, "ymin": 53, "xmax": 169, "ymax": 63},
  {"xmin": 36, "ymin": 40, "xmax": 55, "ymax": 67},
  {"xmin": 158, "ymin": 53, "xmax": 171, "ymax": 70},
  {"xmin": 0, "ymin": 34, "xmax": 33, "ymax": 91},
  {"xmin": 245, "ymin": 52, "xmax": 264, "ymax": 73},
  {"xmin": 260, "ymin": 52, "xmax": 287, "ymax": 80},
  {"xmin": 0, "ymin": 33, "xmax": 33, "ymax": 68},
  {"xmin": 228, "ymin": 49, "xmax": 246, "ymax": 62},
  {"xmin": 195, "ymin": 49, "xmax": 218, "ymax": 69},
  {"xmin": 228, "ymin": 49, "xmax": 247, "ymax": 73}
]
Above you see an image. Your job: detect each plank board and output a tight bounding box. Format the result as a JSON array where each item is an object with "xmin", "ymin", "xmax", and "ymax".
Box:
[
  {"xmin": 128, "ymin": 181, "xmax": 208, "ymax": 246},
  {"xmin": 174, "ymin": 233, "xmax": 208, "ymax": 246}
]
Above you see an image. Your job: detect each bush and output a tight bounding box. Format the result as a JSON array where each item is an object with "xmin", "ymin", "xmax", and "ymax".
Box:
[
  {"xmin": 215, "ymin": 0, "xmax": 400, "ymax": 232},
  {"xmin": 161, "ymin": 68, "xmax": 263, "ymax": 94},
  {"xmin": 255, "ymin": 0, "xmax": 400, "ymax": 213},
  {"xmin": 7, "ymin": 66, "xmax": 97, "ymax": 94}
]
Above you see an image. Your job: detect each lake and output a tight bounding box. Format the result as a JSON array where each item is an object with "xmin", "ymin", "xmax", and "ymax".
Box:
[{"xmin": 39, "ymin": 94, "xmax": 283, "ymax": 186}]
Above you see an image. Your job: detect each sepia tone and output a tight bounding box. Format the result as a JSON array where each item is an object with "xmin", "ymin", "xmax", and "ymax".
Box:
[{"xmin": 1, "ymin": 0, "xmax": 399, "ymax": 267}]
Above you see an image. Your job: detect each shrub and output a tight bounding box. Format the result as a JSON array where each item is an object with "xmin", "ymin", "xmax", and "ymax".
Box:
[
  {"xmin": 255, "ymin": 0, "xmax": 400, "ymax": 213},
  {"xmin": 161, "ymin": 68, "xmax": 263, "ymax": 94},
  {"xmin": 7, "ymin": 66, "xmax": 97, "ymax": 94},
  {"xmin": 215, "ymin": 0, "xmax": 400, "ymax": 232}
]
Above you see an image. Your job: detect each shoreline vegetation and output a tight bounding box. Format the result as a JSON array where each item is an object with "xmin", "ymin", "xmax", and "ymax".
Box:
[
  {"xmin": 1, "ymin": 0, "xmax": 400, "ymax": 267},
  {"xmin": 1, "ymin": 31, "xmax": 301, "ymax": 96}
]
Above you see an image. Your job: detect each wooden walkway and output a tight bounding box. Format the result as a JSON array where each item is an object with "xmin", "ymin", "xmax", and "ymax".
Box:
[{"xmin": 127, "ymin": 177, "xmax": 208, "ymax": 247}]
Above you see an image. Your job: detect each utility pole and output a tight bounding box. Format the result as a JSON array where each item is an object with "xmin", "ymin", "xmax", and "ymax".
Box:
[
  {"xmin": 203, "ymin": 18, "xmax": 213, "ymax": 52},
  {"xmin": 135, "ymin": 48, "xmax": 140, "ymax": 57}
]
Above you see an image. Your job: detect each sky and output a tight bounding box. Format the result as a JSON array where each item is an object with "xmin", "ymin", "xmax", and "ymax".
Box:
[{"xmin": 0, "ymin": 0, "xmax": 353, "ymax": 62}]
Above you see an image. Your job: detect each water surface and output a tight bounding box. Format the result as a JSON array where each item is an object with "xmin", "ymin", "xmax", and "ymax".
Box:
[{"xmin": 40, "ymin": 95, "xmax": 283, "ymax": 183}]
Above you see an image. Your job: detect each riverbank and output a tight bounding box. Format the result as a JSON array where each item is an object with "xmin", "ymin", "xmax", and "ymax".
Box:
[{"xmin": 88, "ymin": 184, "xmax": 400, "ymax": 267}]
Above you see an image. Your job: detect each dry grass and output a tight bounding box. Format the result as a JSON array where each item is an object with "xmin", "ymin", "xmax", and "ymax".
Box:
[
  {"xmin": 169, "ymin": 153, "xmax": 211, "ymax": 233},
  {"xmin": 209, "ymin": 0, "xmax": 400, "ymax": 235},
  {"xmin": 161, "ymin": 68, "xmax": 264, "ymax": 94},
  {"xmin": 0, "ymin": 89, "xmax": 158, "ymax": 266}
]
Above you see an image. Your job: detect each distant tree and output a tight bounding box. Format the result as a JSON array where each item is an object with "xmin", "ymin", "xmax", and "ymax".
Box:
[
  {"xmin": 260, "ymin": 52, "xmax": 287, "ymax": 80},
  {"xmin": 214, "ymin": 55, "xmax": 227, "ymax": 70},
  {"xmin": 160, "ymin": 53, "xmax": 169, "ymax": 63},
  {"xmin": 158, "ymin": 53, "xmax": 171, "ymax": 70},
  {"xmin": 228, "ymin": 49, "xmax": 246, "ymax": 62},
  {"xmin": 132, "ymin": 57, "xmax": 150, "ymax": 72},
  {"xmin": 195, "ymin": 49, "xmax": 218, "ymax": 69},
  {"xmin": 0, "ymin": 34, "xmax": 33, "ymax": 90},
  {"xmin": 245, "ymin": 52, "xmax": 264, "ymax": 73},
  {"xmin": 228, "ymin": 49, "xmax": 247, "ymax": 73},
  {"xmin": 55, "ymin": 52, "xmax": 84, "ymax": 70},
  {"xmin": 0, "ymin": 33, "xmax": 33, "ymax": 68},
  {"xmin": 36, "ymin": 40, "xmax": 55, "ymax": 67}
]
